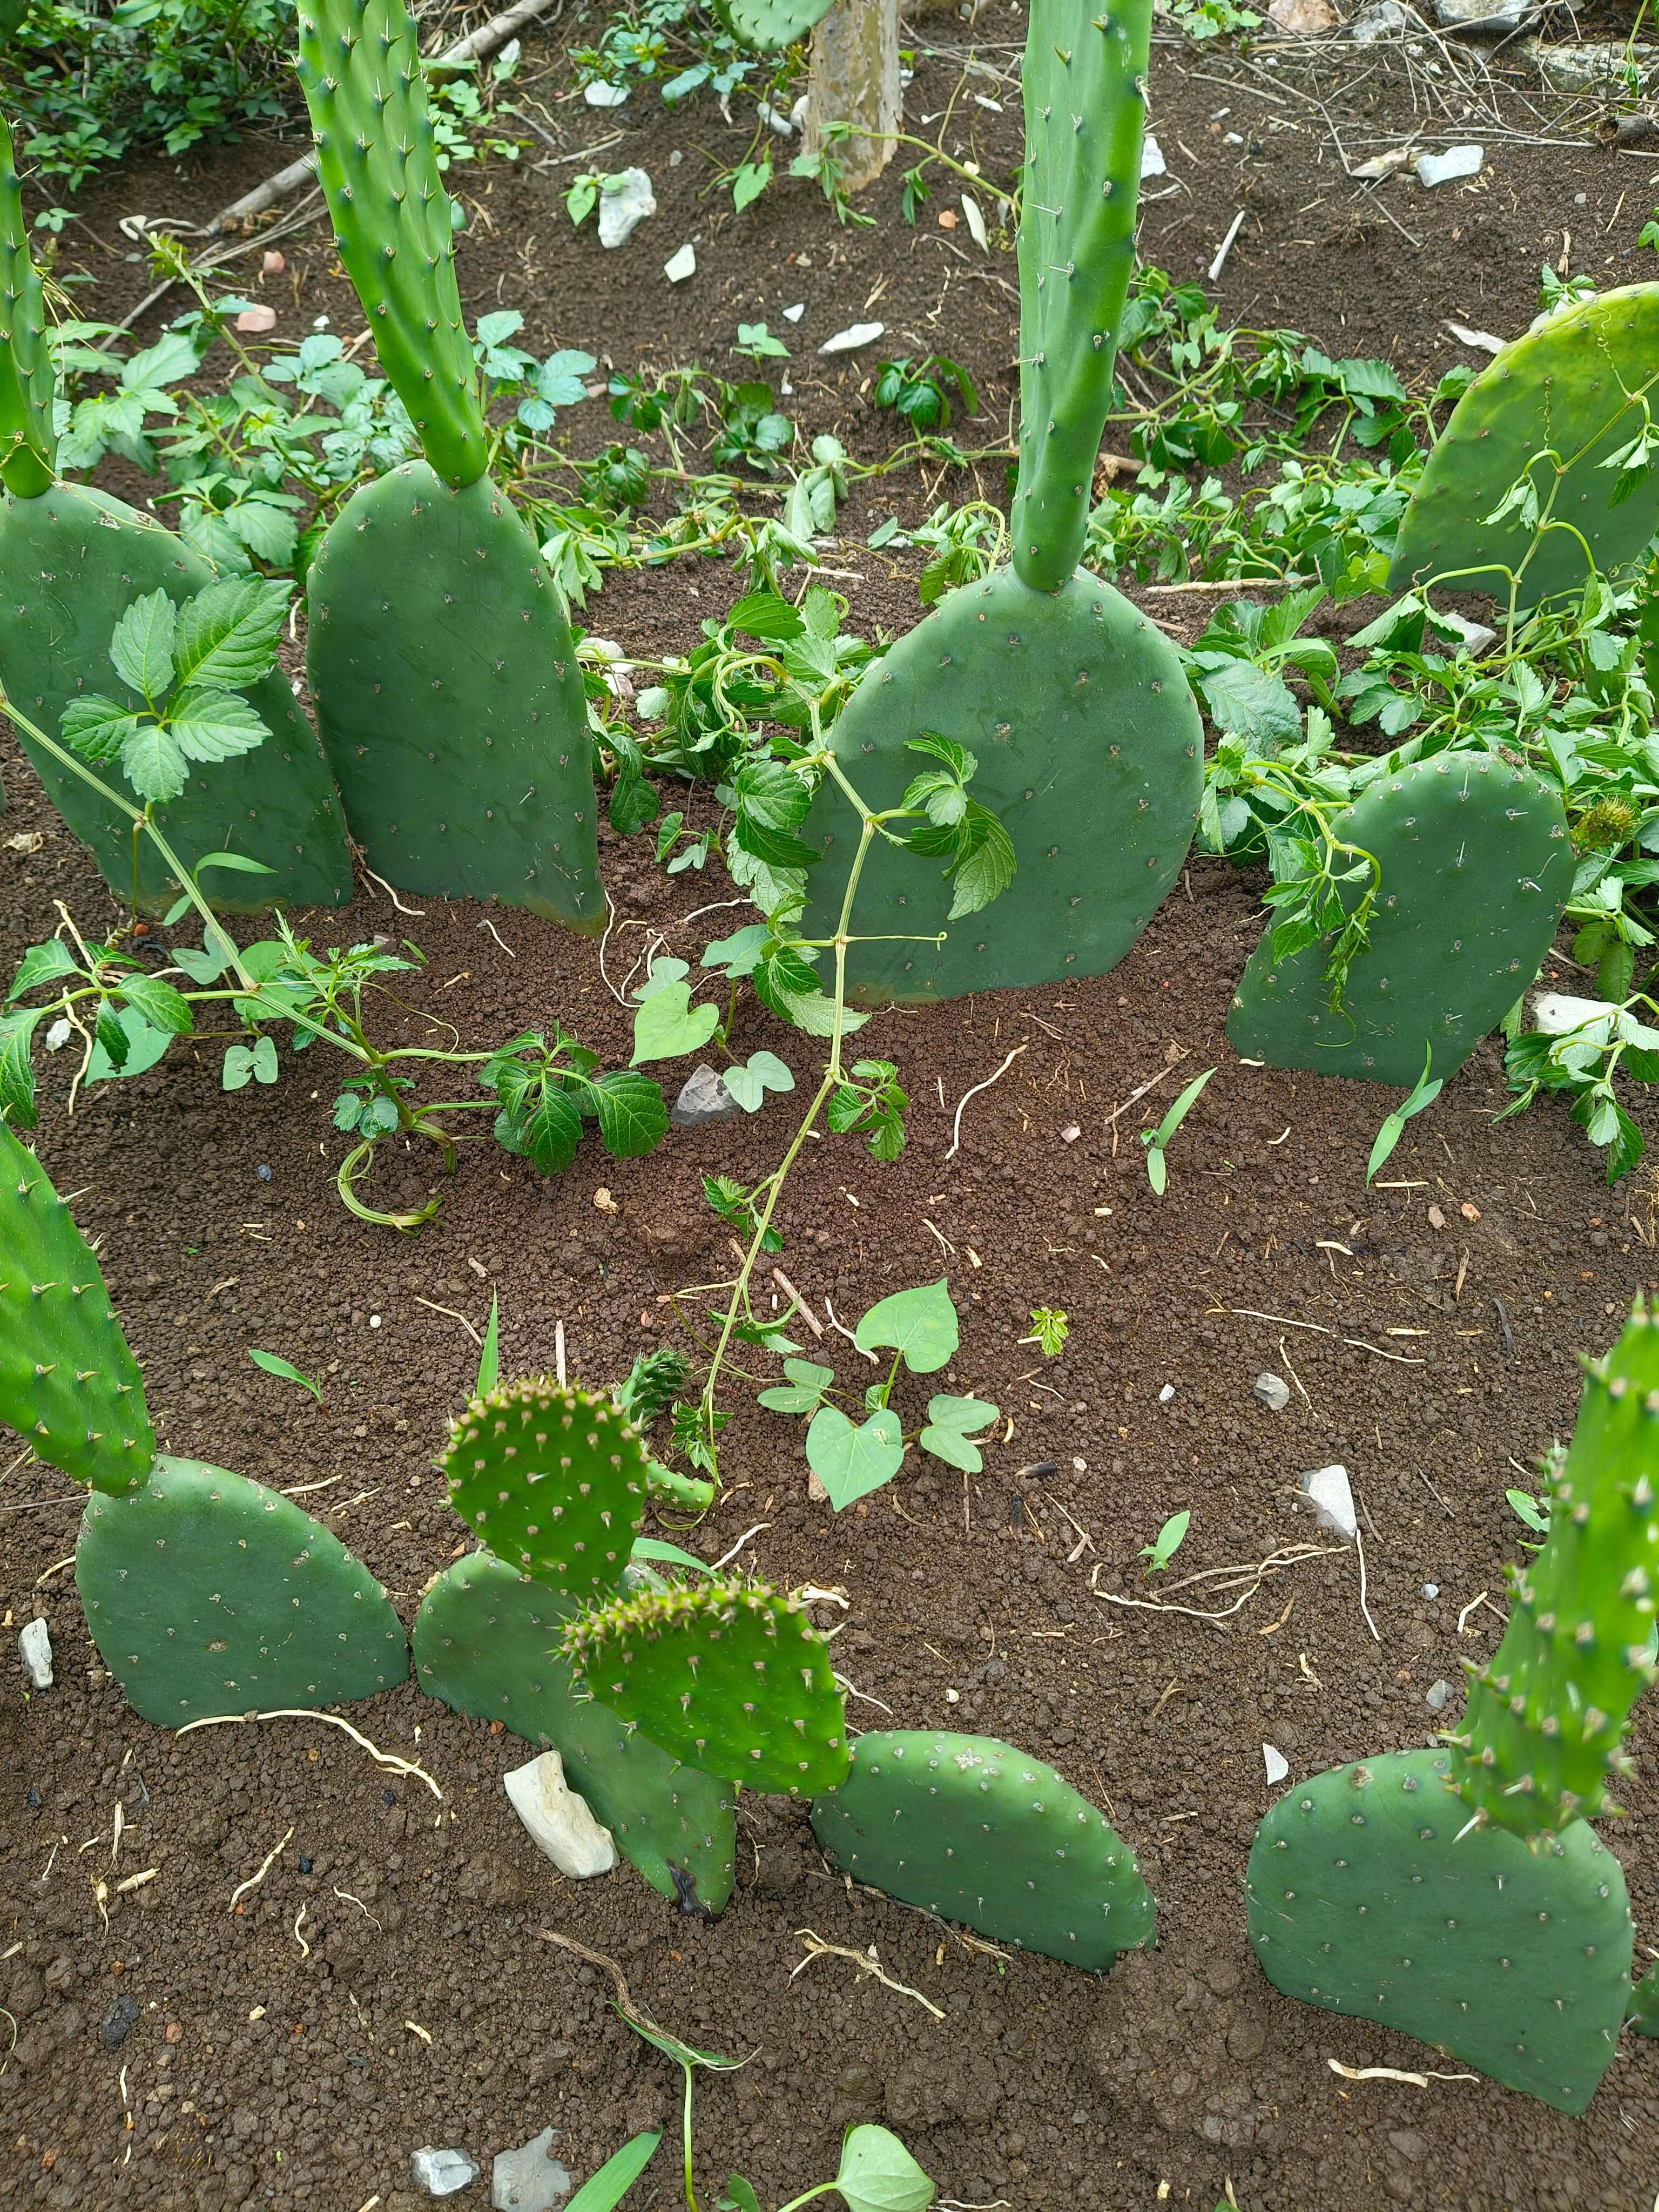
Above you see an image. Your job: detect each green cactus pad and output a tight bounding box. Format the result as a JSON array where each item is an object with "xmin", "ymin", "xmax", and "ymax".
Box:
[
  {"xmin": 1391, "ymin": 284, "xmax": 1659, "ymax": 609},
  {"xmin": 1449, "ymin": 1304, "xmax": 1659, "ymax": 1842},
  {"xmin": 562, "ymin": 1581, "xmax": 849, "ymax": 1795},
  {"xmin": 1629, "ymin": 1967, "xmax": 1659, "ymax": 2036},
  {"xmin": 1226, "ymin": 753, "xmax": 1573, "ymax": 1085},
  {"xmin": 1246, "ymin": 1748, "xmax": 1633, "ymax": 2114},
  {"xmin": 295, "ymin": 0, "xmax": 487, "ymax": 491},
  {"xmin": 1011, "ymin": 0, "xmax": 1152, "ymax": 591},
  {"xmin": 717, "ymin": 0, "xmax": 835, "ymax": 51},
  {"xmin": 76, "ymin": 1455, "xmax": 408, "ymax": 1722},
  {"xmin": 0, "ymin": 1120, "xmax": 152, "ymax": 1495},
  {"xmin": 304, "ymin": 463, "xmax": 602, "ymax": 926},
  {"xmin": 797, "ymin": 568, "xmax": 1201, "ymax": 1002},
  {"xmin": 0, "ymin": 481, "xmax": 352, "ymax": 912},
  {"xmin": 0, "ymin": 114, "xmax": 54, "ymax": 501},
  {"xmin": 441, "ymin": 1378, "xmax": 647, "ymax": 1600},
  {"xmin": 414, "ymin": 1550, "xmax": 737, "ymax": 1915},
  {"xmin": 809, "ymin": 1731, "xmax": 1155, "ymax": 1971}
]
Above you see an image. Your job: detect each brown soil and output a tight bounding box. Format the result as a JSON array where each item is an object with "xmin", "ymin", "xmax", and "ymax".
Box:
[{"xmin": 6, "ymin": 16, "xmax": 1659, "ymax": 2212}]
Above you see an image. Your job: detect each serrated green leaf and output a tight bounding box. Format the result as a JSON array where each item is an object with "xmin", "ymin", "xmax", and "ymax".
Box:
[
  {"xmin": 0, "ymin": 1009, "xmax": 41, "ymax": 1128},
  {"xmin": 118, "ymin": 719, "xmax": 190, "ymax": 804},
  {"xmin": 58, "ymin": 695, "xmax": 141, "ymax": 765},
  {"xmin": 108, "ymin": 589, "xmax": 177, "ymax": 700},
  {"xmin": 945, "ymin": 805, "xmax": 1016, "ymax": 920},
  {"xmin": 591, "ymin": 1068, "xmax": 669, "ymax": 1158},
  {"xmin": 168, "ymin": 687, "xmax": 269, "ymax": 765},
  {"xmin": 7, "ymin": 940, "xmax": 80, "ymax": 1002},
  {"xmin": 172, "ymin": 576, "xmax": 291, "ymax": 689}
]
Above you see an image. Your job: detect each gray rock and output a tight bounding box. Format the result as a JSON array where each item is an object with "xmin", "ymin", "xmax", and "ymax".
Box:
[
  {"xmin": 597, "ymin": 168, "xmax": 656, "ymax": 250},
  {"xmin": 99, "ymin": 1993, "xmax": 140, "ymax": 2050},
  {"xmin": 503, "ymin": 1749, "xmax": 617, "ymax": 1879},
  {"xmin": 1421, "ymin": 1582, "xmax": 1440, "ymax": 1600},
  {"xmin": 663, "ymin": 242, "xmax": 696, "ymax": 284},
  {"xmin": 1350, "ymin": 0, "xmax": 1407, "ymax": 39},
  {"xmin": 412, "ymin": 2147, "xmax": 481, "ymax": 2197},
  {"xmin": 493, "ymin": 2127, "xmax": 573, "ymax": 2211},
  {"xmin": 1252, "ymin": 1372, "xmax": 1291, "ymax": 1413},
  {"xmin": 670, "ymin": 1064, "xmax": 742, "ymax": 1128},
  {"xmin": 1436, "ymin": 609, "xmax": 1498, "ymax": 655},
  {"xmin": 1434, "ymin": 0, "xmax": 1535, "ymax": 31},
  {"xmin": 1298, "ymin": 1463, "xmax": 1358, "ymax": 1545},
  {"xmin": 18, "ymin": 1618, "xmax": 51, "ymax": 1690},
  {"xmin": 1425, "ymin": 1678, "xmax": 1455, "ymax": 1712},
  {"xmin": 1415, "ymin": 145, "xmax": 1485, "ymax": 187},
  {"xmin": 1528, "ymin": 37, "xmax": 1658, "ymax": 93}
]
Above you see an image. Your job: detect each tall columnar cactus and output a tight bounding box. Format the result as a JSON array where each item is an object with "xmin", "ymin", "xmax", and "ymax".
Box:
[
  {"xmin": 295, "ymin": 0, "xmax": 602, "ymax": 928},
  {"xmin": 78, "ymin": 1456, "xmax": 409, "ymax": 1722},
  {"xmin": 440, "ymin": 1378, "xmax": 647, "ymax": 1600},
  {"xmin": 810, "ymin": 1731, "xmax": 1155, "ymax": 1971},
  {"xmin": 414, "ymin": 1550, "xmax": 737, "ymax": 1914},
  {"xmin": 1391, "ymin": 284, "xmax": 1659, "ymax": 610},
  {"xmin": 795, "ymin": 0, "xmax": 1201, "ymax": 1003},
  {"xmin": 0, "ymin": 117, "xmax": 353, "ymax": 913},
  {"xmin": 561, "ymin": 1581, "xmax": 850, "ymax": 1796},
  {"xmin": 0, "ymin": 1120, "xmax": 152, "ymax": 1495},
  {"xmin": 1226, "ymin": 754, "xmax": 1574, "ymax": 1085},
  {"xmin": 1247, "ymin": 1306, "xmax": 1659, "ymax": 2113}
]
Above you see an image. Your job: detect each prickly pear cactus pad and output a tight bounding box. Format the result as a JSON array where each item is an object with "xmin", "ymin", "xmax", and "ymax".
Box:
[
  {"xmin": 295, "ymin": 0, "xmax": 486, "ymax": 491},
  {"xmin": 414, "ymin": 1551, "xmax": 737, "ymax": 1914},
  {"xmin": 808, "ymin": 1731, "xmax": 1155, "ymax": 1971},
  {"xmin": 1390, "ymin": 284, "xmax": 1659, "ymax": 609},
  {"xmin": 441, "ymin": 1378, "xmax": 647, "ymax": 1600},
  {"xmin": 718, "ymin": 0, "xmax": 836, "ymax": 52},
  {"xmin": 0, "ymin": 113, "xmax": 55, "ymax": 500},
  {"xmin": 1011, "ymin": 0, "xmax": 1154, "ymax": 591},
  {"xmin": 561, "ymin": 1581, "xmax": 849, "ymax": 1795},
  {"xmin": 76, "ymin": 1456, "xmax": 408, "ymax": 1723},
  {"xmin": 797, "ymin": 569, "xmax": 1201, "ymax": 1002},
  {"xmin": 304, "ymin": 463, "xmax": 603, "ymax": 927},
  {"xmin": 0, "ymin": 1120, "xmax": 152, "ymax": 1495},
  {"xmin": 1448, "ymin": 1304, "xmax": 1659, "ymax": 1843},
  {"xmin": 1226, "ymin": 753, "xmax": 1573, "ymax": 1085},
  {"xmin": 1245, "ymin": 1748, "xmax": 1633, "ymax": 2114}
]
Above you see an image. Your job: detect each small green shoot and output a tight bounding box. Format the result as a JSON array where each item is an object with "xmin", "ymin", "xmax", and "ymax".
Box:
[
  {"xmin": 1506, "ymin": 1488, "xmax": 1550, "ymax": 1535},
  {"xmin": 475, "ymin": 1290, "xmax": 500, "ymax": 1397},
  {"xmin": 1141, "ymin": 1068, "xmax": 1216, "ymax": 1196},
  {"xmin": 1139, "ymin": 1508, "xmax": 1191, "ymax": 1575},
  {"xmin": 1365, "ymin": 1042, "xmax": 1442, "ymax": 1185},
  {"xmin": 246, "ymin": 1347, "xmax": 324, "ymax": 1405},
  {"xmin": 1019, "ymin": 1306, "xmax": 1069, "ymax": 1357},
  {"xmin": 563, "ymin": 2129, "xmax": 663, "ymax": 2212},
  {"xmin": 733, "ymin": 322, "xmax": 790, "ymax": 363}
]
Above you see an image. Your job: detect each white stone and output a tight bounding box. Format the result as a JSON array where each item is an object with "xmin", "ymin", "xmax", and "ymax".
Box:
[
  {"xmin": 583, "ymin": 80, "xmax": 629, "ymax": 107},
  {"xmin": 598, "ymin": 168, "xmax": 656, "ymax": 250},
  {"xmin": 818, "ymin": 322, "xmax": 885, "ymax": 356},
  {"xmin": 1414, "ymin": 145, "xmax": 1484, "ymax": 187},
  {"xmin": 412, "ymin": 2147, "xmax": 481, "ymax": 2197},
  {"xmin": 1263, "ymin": 1743, "xmax": 1289, "ymax": 1786},
  {"xmin": 493, "ymin": 2126, "xmax": 574, "ymax": 2211},
  {"xmin": 1158, "ymin": 1383, "xmax": 1176, "ymax": 1404},
  {"xmin": 664, "ymin": 242, "xmax": 696, "ymax": 284},
  {"xmin": 757, "ymin": 98, "xmax": 796, "ymax": 137},
  {"xmin": 45, "ymin": 1017, "xmax": 72, "ymax": 1051},
  {"xmin": 1528, "ymin": 37, "xmax": 1659, "ymax": 93},
  {"xmin": 1299, "ymin": 1462, "xmax": 1358, "ymax": 1545},
  {"xmin": 1140, "ymin": 134, "xmax": 1167, "ymax": 179},
  {"xmin": 19, "ymin": 1618, "xmax": 51, "ymax": 1690},
  {"xmin": 503, "ymin": 1749, "xmax": 617, "ymax": 1879},
  {"xmin": 782, "ymin": 301, "xmax": 805, "ymax": 322},
  {"xmin": 1435, "ymin": 609, "xmax": 1498, "ymax": 655},
  {"xmin": 1350, "ymin": 0, "xmax": 1407, "ymax": 38}
]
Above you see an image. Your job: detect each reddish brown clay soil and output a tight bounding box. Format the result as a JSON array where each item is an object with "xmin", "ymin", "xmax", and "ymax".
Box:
[{"xmin": 7, "ymin": 17, "xmax": 1659, "ymax": 2212}]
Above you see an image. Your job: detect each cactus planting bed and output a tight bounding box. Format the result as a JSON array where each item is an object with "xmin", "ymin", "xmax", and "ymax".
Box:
[{"xmin": 6, "ymin": 15, "xmax": 1659, "ymax": 2212}]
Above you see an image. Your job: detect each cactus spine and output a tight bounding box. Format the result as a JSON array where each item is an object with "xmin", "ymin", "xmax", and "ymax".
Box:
[
  {"xmin": 296, "ymin": 0, "xmax": 602, "ymax": 927},
  {"xmin": 794, "ymin": 0, "xmax": 1201, "ymax": 1003}
]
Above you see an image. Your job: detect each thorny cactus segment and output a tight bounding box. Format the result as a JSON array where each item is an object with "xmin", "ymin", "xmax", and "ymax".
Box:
[
  {"xmin": 294, "ymin": 0, "xmax": 487, "ymax": 490},
  {"xmin": 77, "ymin": 1456, "xmax": 409, "ymax": 1722},
  {"xmin": 1391, "ymin": 283, "xmax": 1659, "ymax": 610},
  {"xmin": 1448, "ymin": 1302, "xmax": 1659, "ymax": 1842},
  {"xmin": 0, "ymin": 1120, "xmax": 152, "ymax": 1495},
  {"xmin": 1010, "ymin": 0, "xmax": 1154, "ymax": 592},
  {"xmin": 718, "ymin": 0, "xmax": 837, "ymax": 52},
  {"xmin": 1226, "ymin": 753, "xmax": 1573, "ymax": 1086},
  {"xmin": 1246, "ymin": 1748, "xmax": 1633, "ymax": 2114},
  {"xmin": 810, "ymin": 1731, "xmax": 1155, "ymax": 1971},
  {"xmin": 414, "ymin": 1550, "xmax": 737, "ymax": 1914},
  {"xmin": 442, "ymin": 1376, "xmax": 648, "ymax": 1601},
  {"xmin": 797, "ymin": 569, "xmax": 1201, "ymax": 1003},
  {"xmin": 302, "ymin": 462, "xmax": 603, "ymax": 925},
  {"xmin": 0, "ymin": 482, "xmax": 352, "ymax": 913},
  {"xmin": 0, "ymin": 114, "xmax": 54, "ymax": 498},
  {"xmin": 561, "ymin": 1581, "xmax": 851, "ymax": 1795}
]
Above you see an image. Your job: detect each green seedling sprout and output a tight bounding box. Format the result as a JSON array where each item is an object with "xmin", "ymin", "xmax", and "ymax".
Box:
[
  {"xmin": 1365, "ymin": 1043, "xmax": 1441, "ymax": 1185},
  {"xmin": 1507, "ymin": 1487, "xmax": 1550, "ymax": 1534},
  {"xmin": 1019, "ymin": 1306, "xmax": 1069, "ymax": 1357},
  {"xmin": 1141, "ymin": 1068, "xmax": 1215, "ymax": 1195},
  {"xmin": 1139, "ymin": 1508, "xmax": 1191, "ymax": 1575},
  {"xmin": 474, "ymin": 1289, "xmax": 500, "ymax": 1397},
  {"xmin": 246, "ymin": 1347, "xmax": 325, "ymax": 1405}
]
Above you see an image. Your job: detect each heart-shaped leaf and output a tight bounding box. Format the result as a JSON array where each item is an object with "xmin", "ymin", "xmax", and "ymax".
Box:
[
  {"xmin": 854, "ymin": 1279, "xmax": 958, "ymax": 1374},
  {"xmin": 722, "ymin": 1050, "xmax": 795, "ymax": 1112},
  {"xmin": 758, "ymin": 1358, "xmax": 835, "ymax": 1415},
  {"xmin": 918, "ymin": 1393, "xmax": 1000, "ymax": 1473},
  {"xmin": 631, "ymin": 980, "xmax": 719, "ymax": 1066},
  {"xmin": 833, "ymin": 2124, "xmax": 936, "ymax": 2212},
  {"xmin": 806, "ymin": 1405, "xmax": 903, "ymax": 1510}
]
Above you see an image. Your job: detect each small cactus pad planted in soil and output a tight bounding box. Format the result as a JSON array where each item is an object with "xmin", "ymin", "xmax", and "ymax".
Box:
[
  {"xmin": 1245, "ymin": 1748, "xmax": 1633, "ymax": 2113},
  {"xmin": 76, "ymin": 1457, "xmax": 408, "ymax": 1723},
  {"xmin": 441, "ymin": 1378, "xmax": 648, "ymax": 1600},
  {"xmin": 414, "ymin": 1550, "xmax": 737, "ymax": 1914},
  {"xmin": 798, "ymin": 569, "xmax": 1201, "ymax": 1002},
  {"xmin": 562, "ymin": 1581, "xmax": 849, "ymax": 1795},
  {"xmin": 0, "ymin": 1119, "xmax": 152, "ymax": 1495},
  {"xmin": 1226, "ymin": 753, "xmax": 1573, "ymax": 1084},
  {"xmin": 1391, "ymin": 284, "xmax": 1659, "ymax": 609},
  {"xmin": 810, "ymin": 1730, "xmax": 1155, "ymax": 1970}
]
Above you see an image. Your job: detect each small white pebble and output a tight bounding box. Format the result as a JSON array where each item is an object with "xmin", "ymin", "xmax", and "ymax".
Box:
[
  {"xmin": 370, "ymin": 1314, "xmax": 382, "ymax": 1329},
  {"xmin": 945, "ymin": 1688, "xmax": 960, "ymax": 1704},
  {"xmin": 1421, "ymin": 1582, "xmax": 1439, "ymax": 1600},
  {"xmin": 1158, "ymin": 1384, "xmax": 1175, "ymax": 1404},
  {"xmin": 1263, "ymin": 1743, "xmax": 1289, "ymax": 1786},
  {"xmin": 1072, "ymin": 1456, "xmax": 1087, "ymax": 1473},
  {"xmin": 1060, "ymin": 1123, "xmax": 1081, "ymax": 1144}
]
